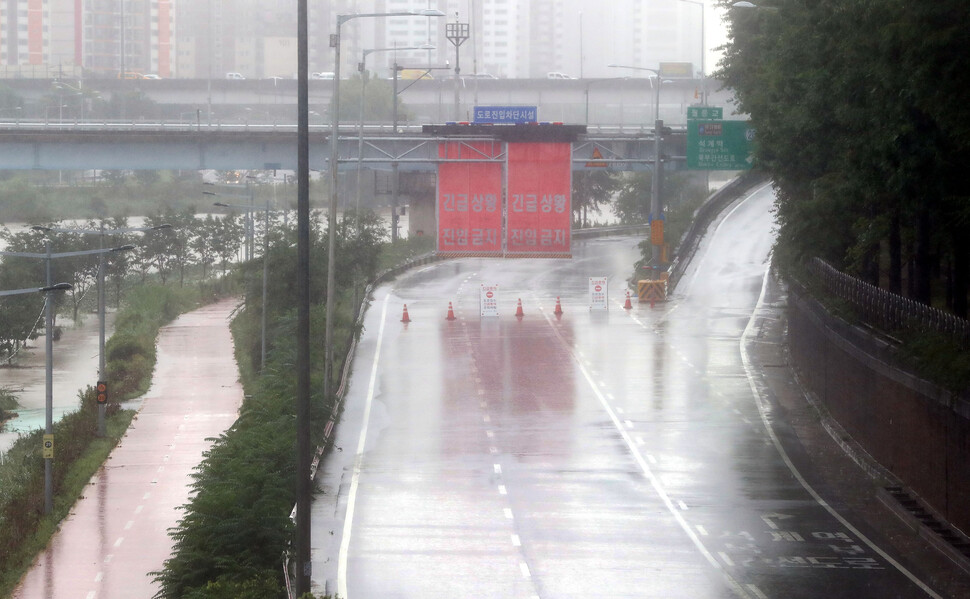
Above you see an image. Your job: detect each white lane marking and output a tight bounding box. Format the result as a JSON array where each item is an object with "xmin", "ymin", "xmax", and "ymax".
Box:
[
  {"xmin": 511, "ymin": 534, "xmax": 522, "ymax": 547},
  {"xmin": 696, "ymin": 525, "xmax": 709, "ymax": 536},
  {"xmin": 615, "ymin": 406, "xmax": 624, "ymax": 414},
  {"xmin": 718, "ymin": 552, "xmax": 735, "ymax": 567},
  {"xmin": 134, "ymin": 505, "xmax": 144, "ymax": 514},
  {"xmin": 646, "ymin": 454, "xmax": 657, "ymax": 464},
  {"xmin": 113, "ymin": 537, "xmax": 124, "ymax": 548},
  {"xmin": 519, "ymin": 562, "xmax": 531, "ymax": 578},
  {"xmin": 338, "ymin": 296, "xmax": 391, "ymax": 599},
  {"xmin": 124, "ymin": 520, "xmax": 134, "ymax": 530},
  {"xmin": 85, "ymin": 592, "xmax": 96, "ymax": 599},
  {"xmin": 142, "ymin": 492, "xmax": 151, "ymax": 500},
  {"xmin": 678, "ymin": 501, "xmax": 689, "ymax": 511},
  {"xmin": 494, "ymin": 464, "xmax": 502, "ymax": 474},
  {"xmin": 624, "ymin": 420, "xmax": 634, "ymax": 429},
  {"xmin": 104, "ymin": 555, "xmax": 113, "ymax": 564},
  {"xmin": 486, "ymin": 430, "xmax": 494, "ymax": 439},
  {"xmin": 498, "ymin": 485, "xmax": 508, "ymax": 495},
  {"xmin": 540, "ymin": 310, "xmax": 753, "ymax": 599},
  {"xmin": 504, "ymin": 508, "xmax": 514, "ymax": 519},
  {"xmin": 489, "ymin": 446, "xmax": 499, "ymax": 455},
  {"xmin": 94, "ymin": 572, "xmax": 103, "ymax": 582},
  {"xmin": 741, "ymin": 259, "xmax": 943, "ymax": 599},
  {"xmin": 635, "ymin": 436, "xmax": 645, "ymax": 446},
  {"xmin": 484, "ymin": 414, "xmax": 491, "ymax": 423},
  {"xmin": 746, "ymin": 584, "xmax": 769, "ymax": 599},
  {"xmin": 607, "ymin": 393, "xmax": 615, "ymax": 400}
]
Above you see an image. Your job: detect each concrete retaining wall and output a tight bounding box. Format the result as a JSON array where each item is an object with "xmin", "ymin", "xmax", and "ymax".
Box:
[{"xmin": 788, "ymin": 284, "xmax": 970, "ymax": 535}]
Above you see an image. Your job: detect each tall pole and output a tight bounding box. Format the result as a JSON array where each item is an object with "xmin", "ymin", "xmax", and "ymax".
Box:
[
  {"xmin": 652, "ymin": 77, "xmax": 664, "ymax": 267},
  {"xmin": 261, "ymin": 200, "xmax": 268, "ymax": 370},
  {"xmin": 97, "ymin": 228, "xmax": 107, "ymax": 437},
  {"xmin": 44, "ymin": 239, "xmax": 53, "ymax": 515},
  {"xmin": 609, "ymin": 63, "xmax": 665, "ymax": 267},
  {"xmin": 295, "ymin": 0, "xmax": 311, "ymax": 593},
  {"xmin": 445, "ymin": 18, "xmax": 469, "ymax": 122}
]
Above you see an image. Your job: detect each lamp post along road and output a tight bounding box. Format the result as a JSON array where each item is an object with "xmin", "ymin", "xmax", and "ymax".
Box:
[
  {"xmin": 609, "ymin": 64, "xmax": 669, "ymax": 268},
  {"xmin": 2, "ymin": 236, "xmax": 139, "ymax": 512},
  {"xmin": 211, "ymin": 200, "xmax": 270, "ymax": 369},
  {"xmin": 356, "ymin": 45, "xmax": 434, "ymax": 223},
  {"xmin": 31, "ymin": 224, "xmax": 168, "ymax": 436},
  {"xmin": 677, "ymin": 0, "xmax": 706, "ymax": 104}
]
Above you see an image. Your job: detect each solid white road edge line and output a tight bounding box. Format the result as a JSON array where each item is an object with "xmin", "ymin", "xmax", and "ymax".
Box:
[
  {"xmin": 740, "ymin": 257, "xmax": 943, "ymax": 599},
  {"xmin": 337, "ymin": 294, "xmax": 391, "ymax": 599}
]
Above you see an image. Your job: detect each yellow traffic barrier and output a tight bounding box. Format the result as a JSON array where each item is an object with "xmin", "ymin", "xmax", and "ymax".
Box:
[{"xmin": 638, "ymin": 278, "xmax": 667, "ymax": 304}]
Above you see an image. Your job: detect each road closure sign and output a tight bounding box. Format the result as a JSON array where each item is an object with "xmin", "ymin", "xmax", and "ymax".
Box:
[
  {"xmin": 589, "ymin": 276, "xmax": 608, "ymax": 310},
  {"xmin": 481, "ymin": 284, "xmax": 499, "ymax": 317},
  {"xmin": 687, "ymin": 120, "xmax": 755, "ymax": 170}
]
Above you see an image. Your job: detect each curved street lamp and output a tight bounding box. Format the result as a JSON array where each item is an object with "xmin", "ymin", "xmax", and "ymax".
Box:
[
  {"xmin": 356, "ymin": 44, "xmax": 435, "ymax": 220},
  {"xmin": 29, "ymin": 223, "xmax": 165, "ymax": 436},
  {"xmin": 608, "ymin": 64, "xmax": 672, "ymax": 268}
]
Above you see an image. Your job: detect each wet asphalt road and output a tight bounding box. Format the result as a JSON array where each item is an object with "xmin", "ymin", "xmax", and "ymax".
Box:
[
  {"xmin": 312, "ymin": 184, "xmax": 946, "ymax": 599},
  {"xmin": 11, "ymin": 298, "xmax": 243, "ymax": 599}
]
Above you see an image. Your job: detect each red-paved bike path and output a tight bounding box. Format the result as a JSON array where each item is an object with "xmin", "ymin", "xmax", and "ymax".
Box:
[{"xmin": 12, "ymin": 298, "xmax": 244, "ymax": 599}]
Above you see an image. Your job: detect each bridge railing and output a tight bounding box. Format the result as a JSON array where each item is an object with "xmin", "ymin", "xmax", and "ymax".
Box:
[
  {"xmin": 808, "ymin": 257, "xmax": 970, "ymax": 348},
  {"xmin": 0, "ymin": 118, "xmax": 683, "ymax": 136}
]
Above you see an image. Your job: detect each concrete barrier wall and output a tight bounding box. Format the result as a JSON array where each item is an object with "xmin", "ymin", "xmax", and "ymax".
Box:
[{"xmin": 788, "ymin": 283, "xmax": 970, "ymax": 534}]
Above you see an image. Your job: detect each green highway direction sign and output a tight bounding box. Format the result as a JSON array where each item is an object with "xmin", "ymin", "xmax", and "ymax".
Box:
[{"xmin": 687, "ymin": 119, "xmax": 755, "ymax": 171}]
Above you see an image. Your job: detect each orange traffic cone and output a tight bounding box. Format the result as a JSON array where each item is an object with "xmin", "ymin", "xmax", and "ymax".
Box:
[
  {"xmin": 401, "ymin": 304, "xmax": 411, "ymax": 323},
  {"xmin": 623, "ymin": 291, "xmax": 633, "ymax": 310},
  {"xmin": 515, "ymin": 298, "xmax": 524, "ymax": 319},
  {"xmin": 554, "ymin": 297, "xmax": 563, "ymax": 316},
  {"xmin": 446, "ymin": 302, "xmax": 456, "ymax": 321}
]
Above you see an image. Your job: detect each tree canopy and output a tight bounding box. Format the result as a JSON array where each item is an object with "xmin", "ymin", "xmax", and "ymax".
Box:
[{"xmin": 717, "ymin": 0, "xmax": 970, "ymax": 315}]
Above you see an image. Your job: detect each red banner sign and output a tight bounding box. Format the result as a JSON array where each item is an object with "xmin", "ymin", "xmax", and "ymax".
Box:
[
  {"xmin": 436, "ymin": 142, "xmax": 503, "ymax": 255},
  {"xmin": 506, "ymin": 142, "xmax": 572, "ymax": 257}
]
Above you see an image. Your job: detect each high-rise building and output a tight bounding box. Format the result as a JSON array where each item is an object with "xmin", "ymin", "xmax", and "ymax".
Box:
[{"xmin": 0, "ymin": 0, "xmax": 175, "ymax": 78}]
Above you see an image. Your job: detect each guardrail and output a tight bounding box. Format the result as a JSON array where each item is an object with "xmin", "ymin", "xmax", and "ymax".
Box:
[
  {"xmin": 666, "ymin": 171, "xmax": 767, "ymax": 292},
  {"xmin": 808, "ymin": 257, "xmax": 970, "ymax": 348}
]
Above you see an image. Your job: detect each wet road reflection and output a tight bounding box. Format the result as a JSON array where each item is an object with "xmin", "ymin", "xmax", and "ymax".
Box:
[
  {"xmin": 12, "ymin": 298, "xmax": 243, "ymax": 599},
  {"xmin": 315, "ymin": 184, "xmax": 943, "ymax": 598}
]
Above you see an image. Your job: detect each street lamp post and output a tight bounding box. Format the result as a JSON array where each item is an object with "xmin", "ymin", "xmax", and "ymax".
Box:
[
  {"xmin": 677, "ymin": 0, "xmax": 707, "ymax": 104},
  {"xmin": 1, "ymin": 237, "xmax": 138, "ymax": 512},
  {"xmin": 211, "ymin": 200, "xmax": 270, "ymax": 370},
  {"xmin": 324, "ymin": 9, "xmax": 445, "ymax": 597},
  {"xmin": 0, "ymin": 278, "xmax": 72, "ymax": 514},
  {"xmin": 608, "ymin": 64, "xmax": 670, "ymax": 268},
  {"xmin": 205, "ymin": 184, "xmax": 256, "ymax": 261},
  {"xmin": 356, "ymin": 45, "xmax": 433, "ymax": 223},
  {"xmin": 31, "ymin": 223, "xmax": 168, "ymax": 437}
]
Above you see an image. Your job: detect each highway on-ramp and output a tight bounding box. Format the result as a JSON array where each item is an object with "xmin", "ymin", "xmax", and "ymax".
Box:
[{"xmin": 311, "ymin": 185, "xmax": 946, "ymax": 598}]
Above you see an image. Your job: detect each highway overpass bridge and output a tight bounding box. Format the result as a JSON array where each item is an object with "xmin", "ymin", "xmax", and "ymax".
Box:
[
  {"xmin": 0, "ymin": 122, "xmax": 687, "ymax": 172},
  {"xmin": 0, "ymin": 76, "xmax": 736, "ymax": 130}
]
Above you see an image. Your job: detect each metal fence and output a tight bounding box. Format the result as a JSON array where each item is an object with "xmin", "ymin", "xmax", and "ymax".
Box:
[{"xmin": 809, "ymin": 257, "xmax": 970, "ymax": 347}]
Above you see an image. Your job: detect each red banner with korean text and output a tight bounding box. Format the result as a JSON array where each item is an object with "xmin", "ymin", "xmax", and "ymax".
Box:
[
  {"xmin": 506, "ymin": 142, "xmax": 572, "ymax": 257},
  {"xmin": 437, "ymin": 141, "xmax": 503, "ymax": 256}
]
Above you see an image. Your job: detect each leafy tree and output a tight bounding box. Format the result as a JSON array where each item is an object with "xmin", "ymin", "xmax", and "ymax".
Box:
[
  {"xmin": 717, "ymin": 0, "xmax": 970, "ymax": 314},
  {"xmin": 572, "ymin": 171, "xmax": 618, "ymax": 227}
]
